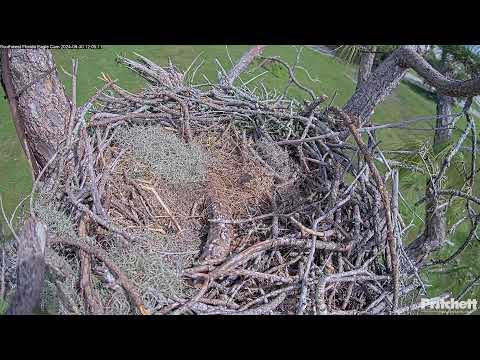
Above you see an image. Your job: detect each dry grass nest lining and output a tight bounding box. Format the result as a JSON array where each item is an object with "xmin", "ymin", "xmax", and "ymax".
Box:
[{"xmin": 109, "ymin": 124, "xmax": 275, "ymax": 230}]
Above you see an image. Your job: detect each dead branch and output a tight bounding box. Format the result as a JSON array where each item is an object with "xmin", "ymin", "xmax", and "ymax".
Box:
[
  {"xmin": 6, "ymin": 217, "xmax": 47, "ymax": 315},
  {"xmin": 50, "ymin": 238, "xmax": 149, "ymax": 315},
  {"xmin": 219, "ymin": 46, "xmax": 267, "ymax": 87}
]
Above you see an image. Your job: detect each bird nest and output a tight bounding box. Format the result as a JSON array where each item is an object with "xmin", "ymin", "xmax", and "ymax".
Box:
[{"xmin": 3, "ymin": 53, "xmax": 423, "ymax": 315}]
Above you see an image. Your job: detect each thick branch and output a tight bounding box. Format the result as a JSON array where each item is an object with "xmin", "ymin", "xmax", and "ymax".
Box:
[
  {"xmin": 50, "ymin": 238, "xmax": 149, "ymax": 315},
  {"xmin": 219, "ymin": 45, "xmax": 266, "ymax": 87},
  {"xmin": 406, "ymin": 116, "xmax": 474, "ymax": 265},
  {"xmin": 434, "ymin": 57, "xmax": 455, "ymax": 145},
  {"xmin": 342, "ymin": 46, "xmax": 418, "ymax": 125},
  {"xmin": 356, "ymin": 45, "xmax": 377, "ymax": 90},
  {"xmin": 345, "ymin": 45, "xmax": 480, "ymax": 125},
  {"xmin": 399, "ymin": 46, "xmax": 480, "ymax": 97},
  {"xmin": 341, "ymin": 45, "xmax": 480, "ymax": 126},
  {"xmin": 6, "ymin": 217, "xmax": 47, "ymax": 315}
]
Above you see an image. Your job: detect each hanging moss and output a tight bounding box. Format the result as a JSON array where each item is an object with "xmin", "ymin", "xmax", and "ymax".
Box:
[{"xmin": 115, "ymin": 125, "xmax": 208, "ymax": 185}]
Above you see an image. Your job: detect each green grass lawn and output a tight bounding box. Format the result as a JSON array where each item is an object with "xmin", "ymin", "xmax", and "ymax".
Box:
[
  {"xmin": 0, "ymin": 45, "xmax": 478, "ymax": 301},
  {"xmin": 0, "ymin": 89, "xmax": 32, "ymax": 223}
]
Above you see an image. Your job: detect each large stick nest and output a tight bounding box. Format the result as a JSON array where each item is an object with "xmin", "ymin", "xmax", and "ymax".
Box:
[{"xmin": 4, "ymin": 53, "xmax": 423, "ymax": 315}]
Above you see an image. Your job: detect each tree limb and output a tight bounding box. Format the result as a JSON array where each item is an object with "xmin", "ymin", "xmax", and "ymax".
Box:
[
  {"xmin": 399, "ymin": 46, "xmax": 480, "ymax": 97},
  {"xmin": 6, "ymin": 217, "xmax": 47, "ymax": 315},
  {"xmin": 219, "ymin": 45, "xmax": 266, "ymax": 87}
]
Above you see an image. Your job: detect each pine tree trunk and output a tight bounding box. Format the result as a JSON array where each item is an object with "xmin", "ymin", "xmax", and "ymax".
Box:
[
  {"xmin": 434, "ymin": 59, "xmax": 455, "ymax": 146},
  {"xmin": 356, "ymin": 45, "xmax": 377, "ymax": 91},
  {"xmin": 343, "ymin": 46, "xmax": 428, "ymax": 126},
  {"xmin": 434, "ymin": 93, "xmax": 454, "ymax": 145},
  {"xmin": 406, "ymin": 178, "xmax": 447, "ymax": 265},
  {"xmin": 1, "ymin": 49, "xmax": 71, "ymax": 178},
  {"xmin": 1, "ymin": 49, "xmax": 70, "ymax": 314},
  {"xmin": 343, "ymin": 48, "xmax": 410, "ymax": 125},
  {"xmin": 6, "ymin": 217, "xmax": 47, "ymax": 315},
  {"xmin": 409, "ymin": 57, "xmax": 455, "ymax": 266}
]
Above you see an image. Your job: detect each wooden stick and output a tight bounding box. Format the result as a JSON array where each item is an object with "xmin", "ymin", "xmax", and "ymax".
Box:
[
  {"xmin": 138, "ymin": 184, "xmax": 182, "ymax": 232},
  {"xmin": 289, "ymin": 216, "xmax": 335, "ymax": 238},
  {"xmin": 50, "ymin": 238, "xmax": 149, "ymax": 315},
  {"xmin": 219, "ymin": 45, "xmax": 267, "ymax": 87},
  {"xmin": 6, "ymin": 217, "xmax": 47, "ymax": 315},
  {"xmin": 78, "ymin": 215, "xmax": 104, "ymax": 315}
]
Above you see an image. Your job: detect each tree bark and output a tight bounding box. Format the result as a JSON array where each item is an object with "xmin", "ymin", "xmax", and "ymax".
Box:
[
  {"xmin": 400, "ymin": 47, "xmax": 480, "ymax": 98},
  {"xmin": 1, "ymin": 49, "xmax": 70, "ymax": 178},
  {"xmin": 343, "ymin": 46, "xmax": 419, "ymax": 126},
  {"xmin": 342, "ymin": 45, "xmax": 480, "ymax": 127},
  {"xmin": 434, "ymin": 93, "xmax": 454, "ymax": 145},
  {"xmin": 408, "ymin": 55, "xmax": 455, "ymax": 265},
  {"xmin": 406, "ymin": 179, "xmax": 446, "ymax": 266},
  {"xmin": 200, "ymin": 195, "xmax": 234, "ymax": 261},
  {"xmin": 356, "ymin": 45, "xmax": 377, "ymax": 91},
  {"xmin": 219, "ymin": 45, "xmax": 266, "ymax": 87},
  {"xmin": 434, "ymin": 56, "xmax": 455, "ymax": 146},
  {"xmin": 6, "ymin": 217, "xmax": 47, "ymax": 315}
]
